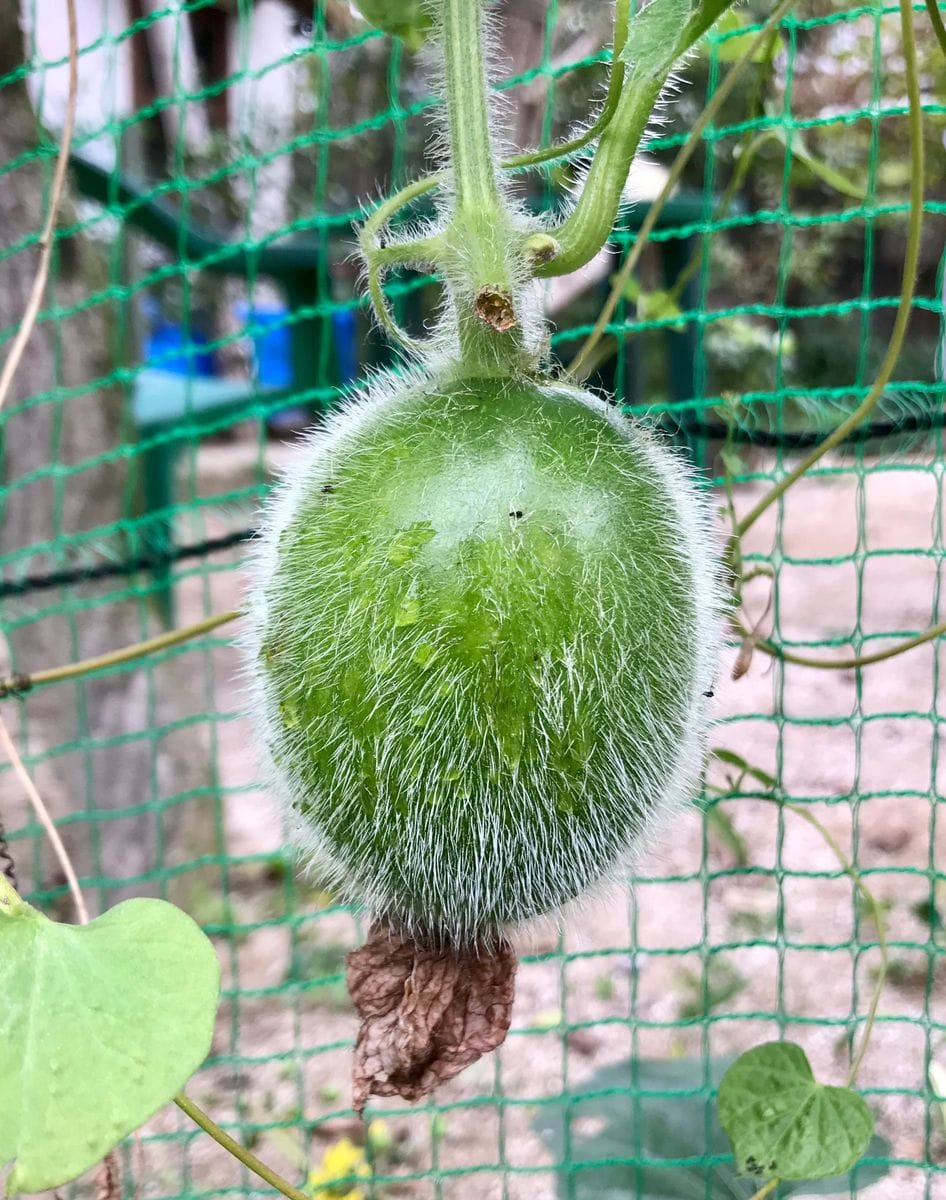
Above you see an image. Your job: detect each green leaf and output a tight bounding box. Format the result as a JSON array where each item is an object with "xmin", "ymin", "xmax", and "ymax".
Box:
[
  {"xmin": 769, "ymin": 126, "xmax": 867, "ymax": 201},
  {"xmin": 718, "ymin": 1042, "xmax": 874, "ymax": 1182},
  {"xmin": 620, "ymin": 275, "xmax": 685, "ymax": 327},
  {"xmin": 713, "ymin": 10, "xmax": 781, "ymax": 62},
  {"xmin": 620, "ymin": 0, "xmax": 742, "ymax": 90},
  {"xmin": 709, "ymin": 748, "xmax": 777, "ymax": 790},
  {"xmin": 623, "ymin": 0, "xmax": 692, "ymax": 79},
  {"xmin": 353, "ymin": 0, "xmax": 433, "ymax": 49},
  {"xmin": 533, "ymin": 1055, "xmax": 888, "ymax": 1198},
  {"xmin": 0, "ymin": 878, "xmax": 220, "ymax": 1194},
  {"xmin": 706, "ymin": 805, "xmax": 750, "ymax": 867}
]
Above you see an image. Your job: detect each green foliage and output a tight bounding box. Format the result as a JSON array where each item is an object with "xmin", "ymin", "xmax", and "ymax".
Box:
[
  {"xmin": 706, "ymin": 804, "xmax": 750, "ymax": 866},
  {"xmin": 708, "ymin": 748, "xmax": 777, "ymax": 794},
  {"xmin": 622, "ymin": 276, "xmax": 686, "ymax": 329},
  {"xmin": 352, "ymin": 0, "xmax": 432, "ymax": 50},
  {"xmin": 622, "ymin": 0, "xmax": 741, "ymax": 82},
  {"xmin": 623, "ymin": 0, "xmax": 692, "ymax": 80},
  {"xmin": 675, "ymin": 955, "xmax": 747, "ymax": 1019},
  {"xmin": 714, "ymin": 10, "xmax": 782, "ymax": 62},
  {"xmin": 718, "ymin": 1043, "xmax": 874, "ymax": 1183},
  {"xmin": 533, "ymin": 1056, "xmax": 888, "ymax": 1198},
  {"xmin": 0, "ymin": 878, "xmax": 219, "ymax": 1193},
  {"xmin": 285, "ymin": 935, "xmax": 351, "ymax": 1010}
]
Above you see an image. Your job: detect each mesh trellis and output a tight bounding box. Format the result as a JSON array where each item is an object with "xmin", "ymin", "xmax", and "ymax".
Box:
[{"xmin": 1, "ymin": 1, "xmax": 945, "ymax": 1197}]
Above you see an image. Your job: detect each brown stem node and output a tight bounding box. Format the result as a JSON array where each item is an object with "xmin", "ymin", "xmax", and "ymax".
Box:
[{"xmin": 474, "ymin": 286, "xmax": 517, "ymax": 332}]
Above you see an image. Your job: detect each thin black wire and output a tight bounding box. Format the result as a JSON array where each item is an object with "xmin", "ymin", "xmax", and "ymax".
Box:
[{"xmin": 0, "ymin": 528, "xmax": 254, "ymax": 600}]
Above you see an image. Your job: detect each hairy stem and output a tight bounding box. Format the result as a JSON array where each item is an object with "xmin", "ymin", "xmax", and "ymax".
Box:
[
  {"xmin": 539, "ymin": 0, "xmax": 743, "ymax": 280},
  {"xmin": 567, "ymin": 0, "xmax": 795, "ymax": 376},
  {"xmin": 734, "ymin": 0, "xmax": 924, "ymax": 539},
  {"xmin": 438, "ymin": 0, "xmax": 525, "ymax": 372},
  {"xmin": 567, "ymin": 69, "xmax": 777, "ymax": 381},
  {"xmin": 441, "ymin": 0, "xmax": 498, "ymax": 220},
  {"xmin": 505, "ymin": 0, "xmax": 632, "ymax": 173}
]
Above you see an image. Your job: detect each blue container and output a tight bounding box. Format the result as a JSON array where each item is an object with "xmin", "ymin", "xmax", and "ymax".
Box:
[
  {"xmin": 331, "ymin": 308, "xmax": 358, "ymax": 386},
  {"xmin": 236, "ymin": 304, "xmax": 293, "ymax": 387},
  {"xmin": 237, "ymin": 302, "xmax": 359, "ymax": 389},
  {"xmin": 144, "ymin": 321, "xmax": 216, "ymax": 378}
]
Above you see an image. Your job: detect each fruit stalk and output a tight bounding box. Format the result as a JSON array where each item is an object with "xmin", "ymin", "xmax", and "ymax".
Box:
[{"xmin": 438, "ymin": 0, "xmax": 529, "ymax": 375}]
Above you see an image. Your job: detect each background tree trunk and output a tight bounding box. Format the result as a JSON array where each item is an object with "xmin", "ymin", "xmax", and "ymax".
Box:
[{"xmin": 0, "ymin": 0, "xmax": 211, "ymax": 915}]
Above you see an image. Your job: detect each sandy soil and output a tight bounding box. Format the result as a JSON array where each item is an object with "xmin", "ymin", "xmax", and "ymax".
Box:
[{"xmin": 28, "ymin": 442, "xmax": 946, "ymax": 1198}]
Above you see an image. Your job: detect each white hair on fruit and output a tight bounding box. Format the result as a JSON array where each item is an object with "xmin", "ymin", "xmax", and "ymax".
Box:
[{"xmin": 242, "ymin": 363, "xmax": 722, "ymax": 947}]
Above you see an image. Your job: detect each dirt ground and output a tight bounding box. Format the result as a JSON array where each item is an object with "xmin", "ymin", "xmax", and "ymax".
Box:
[{"xmin": 29, "ymin": 440, "xmax": 946, "ymax": 1198}]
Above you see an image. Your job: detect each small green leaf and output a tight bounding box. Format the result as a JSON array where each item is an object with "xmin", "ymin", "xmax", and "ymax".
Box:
[
  {"xmin": 706, "ymin": 805, "xmax": 750, "ymax": 867},
  {"xmin": 533, "ymin": 1054, "xmax": 889, "ymax": 1198},
  {"xmin": 639, "ymin": 289, "xmax": 685, "ymax": 327},
  {"xmin": 710, "ymin": 747, "xmax": 777, "ymax": 790},
  {"xmin": 0, "ymin": 879, "xmax": 220, "ymax": 1193},
  {"xmin": 622, "ymin": 0, "xmax": 692, "ymax": 79},
  {"xmin": 718, "ymin": 1042, "xmax": 874, "ymax": 1181},
  {"xmin": 621, "ymin": 0, "xmax": 741, "ymax": 87},
  {"xmin": 769, "ymin": 126, "xmax": 867, "ymax": 201},
  {"xmin": 618, "ymin": 276, "xmax": 684, "ymax": 327},
  {"xmin": 353, "ymin": 0, "xmax": 432, "ymax": 49},
  {"xmin": 713, "ymin": 10, "xmax": 781, "ymax": 62}
]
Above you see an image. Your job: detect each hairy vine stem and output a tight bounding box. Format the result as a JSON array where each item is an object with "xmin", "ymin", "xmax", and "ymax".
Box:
[
  {"xmin": 438, "ymin": 0, "xmax": 527, "ymax": 372},
  {"xmin": 570, "ymin": 25, "xmax": 781, "ymax": 380},
  {"xmin": 505, "ymin": 0, "xmax": 632, "ymax": 172},
  {"xmin": 567, "ymin": 0, "xmax": 796, "ymax": 377}
]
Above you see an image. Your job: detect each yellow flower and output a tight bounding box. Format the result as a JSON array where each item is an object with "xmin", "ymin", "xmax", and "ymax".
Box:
[{"xmin": 307, "ymin": 1137, "xmax": 371, "ymax": 1199}]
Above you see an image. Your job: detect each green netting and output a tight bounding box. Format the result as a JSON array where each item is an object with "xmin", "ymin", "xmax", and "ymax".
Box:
[{"xmin": 1, "ymin": 1, "xmax": 945, "ymax": 1196}]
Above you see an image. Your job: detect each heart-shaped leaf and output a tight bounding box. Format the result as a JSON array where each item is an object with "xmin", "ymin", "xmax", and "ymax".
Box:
[
  {"xmin": 718, "ymin": 1042, "xmax": 874, "ymax": 1182},
  {"xmin": 0, "ymin": 877, "xmax": 220, "ymax": 1194},
  {"xmin": 533, "ymin": 1055, "xmax": 889, "ymax": 1198}
]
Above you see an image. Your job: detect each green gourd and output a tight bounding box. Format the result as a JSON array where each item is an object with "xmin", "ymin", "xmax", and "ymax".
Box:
[{"xmin": 247, "ymin": 370, "xmax": 719, "ymax": 945}]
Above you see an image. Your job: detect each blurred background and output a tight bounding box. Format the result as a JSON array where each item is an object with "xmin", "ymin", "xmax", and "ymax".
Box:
[{"xmin": 0, "ymin": 1, "xmax": 945, "ymax": 1196}]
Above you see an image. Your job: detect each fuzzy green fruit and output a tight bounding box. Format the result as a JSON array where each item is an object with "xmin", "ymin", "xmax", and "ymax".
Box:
[{"xmin": 248, "ymin": 371, "xmax": 719, "ymax": 944}]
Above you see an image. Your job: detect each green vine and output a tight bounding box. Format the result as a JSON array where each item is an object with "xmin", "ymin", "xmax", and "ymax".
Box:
[
  {"xmin": 927, "ymin": 0, "xmax": 946, "ymax": 59},
  {"xmin": 0, "ymin": 0, "xmax": 933, "ymax": 1193},
  {"xmin": 566, "ymin": 0, "xmax": 795, "ymax": 378},
  {"xmin": 173, "ymin": 1093, "xmax": 310, "ymax": 1200}
]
